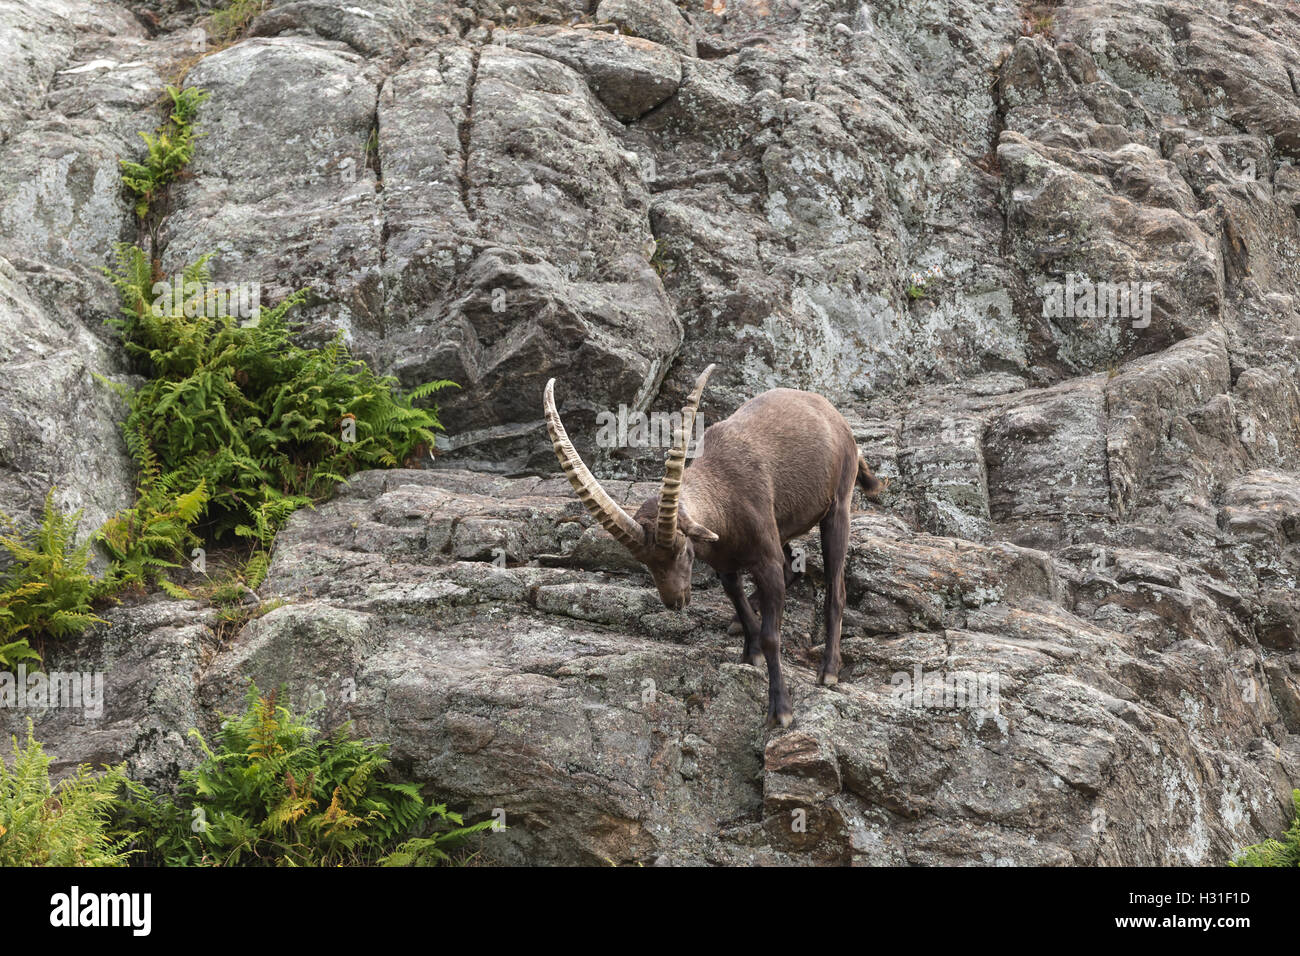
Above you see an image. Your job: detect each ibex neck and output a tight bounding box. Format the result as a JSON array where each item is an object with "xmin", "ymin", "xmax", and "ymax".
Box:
[{"xmin": 681, "ymin": 467, "xmax": 727, "ymax": 540}]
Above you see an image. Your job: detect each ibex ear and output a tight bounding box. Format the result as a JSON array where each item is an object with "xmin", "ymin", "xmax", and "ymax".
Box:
[{"xmin": 680, "ymin": 512, "xmax": 719, "ymax": 543}]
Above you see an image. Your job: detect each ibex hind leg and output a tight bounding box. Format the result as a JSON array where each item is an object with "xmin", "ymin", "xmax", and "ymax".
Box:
[
  {"xmin": 817, "ymin": 495, "xmax": 851, "ymax": 686},
  {"xmin": 753, "ymin": 559, "xmax": 793, "ymax": 728}
]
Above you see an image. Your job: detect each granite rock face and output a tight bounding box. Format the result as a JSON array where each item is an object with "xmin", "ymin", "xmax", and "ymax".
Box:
[
  {"xmin": 0, "ymin": 1, "xmax": 164, "ymax": 540},
  {"xmin": 2, "ymin": 0, "xmax": 1300, "ymax": 865}
]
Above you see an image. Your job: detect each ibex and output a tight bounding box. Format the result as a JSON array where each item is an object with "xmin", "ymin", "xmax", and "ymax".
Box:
[{"xmin": 543, "ymin": 365, "xmax": 884, "ymax": 727}]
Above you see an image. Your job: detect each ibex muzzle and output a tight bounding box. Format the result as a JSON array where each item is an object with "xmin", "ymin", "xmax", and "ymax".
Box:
[{"xmin": 543, "ymin": 366, "xmax": 884, "ymax": 728}]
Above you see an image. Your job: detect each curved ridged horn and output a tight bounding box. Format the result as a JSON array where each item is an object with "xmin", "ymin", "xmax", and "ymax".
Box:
[
  {"xmin": 656, "ymin": 364, "xmax": 715, "ymax": 547},
  {"xmin": 543, "ymin": 379, "xmax": 646, "ymax": 553}
]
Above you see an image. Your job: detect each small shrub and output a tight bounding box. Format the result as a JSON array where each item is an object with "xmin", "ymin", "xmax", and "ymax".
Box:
[
  {"xmin": 120, "ymin": 684, "xmax": 491, "ymax": 866},
  {"xmin": 203, "ymin": 568, "xmax": 283, "ymax": 645},
  {"xmin": 104, "ymin": 243, "xmax": 455, "ymax": 552},
  {"xmin": 0, "ymin": 722, "xmax": 138, "ymax": 866},
  {"xmin": 119, "ymin": 85, "xmax": 210, "ymax": 220},
  {"xmin": 207, "ymin": 0, "xmax": 270, "ymax": 46},
  {"xmin": 1018, "ymin": 3, "xmax": 1057, "ymax": 39},
  {"xmin": 1231, "ymin": 790, "xmax": 1300, "ymax": 866},
  {"xmin": 906, "ymin": 264, "xmax": 944, "ymax": 301},
  {"xmin": 648, "ymin": 237, "xmax": 676, "ymax": 277}
]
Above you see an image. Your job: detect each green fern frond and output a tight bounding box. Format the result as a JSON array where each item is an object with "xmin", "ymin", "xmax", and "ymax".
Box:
[{"xmin": 1232, "ymin": 790, "xmax": 1300, "ymax": 867}]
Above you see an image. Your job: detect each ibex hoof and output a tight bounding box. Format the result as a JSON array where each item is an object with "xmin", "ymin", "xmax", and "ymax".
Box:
[
  {"xmin": 765, "ymin": 703, "xmax": 793, "ymax": 728},
  {"xmin": 740, "ymin": 651, "xmax": 763, "ymax": 667},
  {"xmin": 727, "ymin": 618, "xmax": 744, "ymax": 636},
  {"xmin": 818, "ymin": 671, "xmax": 839, "ymax": 687}
]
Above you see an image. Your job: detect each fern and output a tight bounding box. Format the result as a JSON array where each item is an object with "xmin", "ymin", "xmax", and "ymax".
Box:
[
  {"xmin": 0, "ymin": 638, "xmax": 40, "ymax": 670},
  {"xmin": 96, "ymin": 478, "xmax": 208, "ymax": 593},
  {"xmin": 0, "ymin": 491, "xmax": 106, "ymax": 659},
  {"xmin": 103, "ymin": 246, "xmax": 454, "ymax": 555},
  {"xmin": 243, "ymin": 551, "xmax": 271, "ymax": 590},
  {"xmin": 116, "ymin": 683, "xmax": 484, "ymax": 866},
  {"xmin": 0, "ymin": 722, "xmax": 139, "ymax": 866},
  {"xmin": 379, "ymin": 805, "xmax": 496, "ymax": 866},
  {"xmin": 119, "ymin": 86, "xmax": 210, "ymax": 220},
  {"xmin": 1231, "ymin": 790, "xmax": 1300, "ymax": 866}
]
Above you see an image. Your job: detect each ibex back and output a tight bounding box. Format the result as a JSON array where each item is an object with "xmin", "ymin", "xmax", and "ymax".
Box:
[{"xmin": 543, "ymin": 365, "xmax": 883, "ymax": 727}]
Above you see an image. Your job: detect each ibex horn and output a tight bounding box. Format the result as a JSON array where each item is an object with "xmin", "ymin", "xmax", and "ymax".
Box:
[
  {"xmin": 656, "ymin": 364, "xmax": 715, "ymax": 548},
  {"xmin": 543, "ymin": 378, "xmax": 646, "ymax": 553}
]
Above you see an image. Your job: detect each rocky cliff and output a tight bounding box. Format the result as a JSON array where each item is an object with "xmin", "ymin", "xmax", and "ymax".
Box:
[{"xmin": 1, "ymin": 0, "xmax": 1299, "ymax": 865}]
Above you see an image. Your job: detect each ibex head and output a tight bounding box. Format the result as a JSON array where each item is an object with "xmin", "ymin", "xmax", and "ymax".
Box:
[{"xmin": 543, "ymin": 366, "xmax": 720, "ymax": 610}]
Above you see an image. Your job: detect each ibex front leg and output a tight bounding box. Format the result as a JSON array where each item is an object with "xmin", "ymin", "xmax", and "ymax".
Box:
[
  {"xmin": 727, "ymin": 544, "xmax": 798, "ymax": 638},
  {"xmin": 753, "ymin": 559, "xmax": 793, "ymax": 728},
  {"xmin": 720, "ymin": 571, "xmax": 763, "ymax": 667}
]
